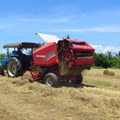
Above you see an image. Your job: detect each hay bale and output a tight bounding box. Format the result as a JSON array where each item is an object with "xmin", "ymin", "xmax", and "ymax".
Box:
[{"xmin": 103, "ymin": 70, "xmax": 115, "ymax": 76}]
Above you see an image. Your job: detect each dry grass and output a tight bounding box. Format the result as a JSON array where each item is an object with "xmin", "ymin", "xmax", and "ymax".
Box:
[
  {"xmin": 0, "ymin": 69, "xmax": 120, "ymax": 120},
  {"xmin": 83, "ymin": 68, "xmax": 120, "ymax": 90}
]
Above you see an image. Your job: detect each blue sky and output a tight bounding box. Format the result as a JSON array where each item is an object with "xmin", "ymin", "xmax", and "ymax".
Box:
[{"xmin": 0, "ymin": 0, "xmax": 120, "ymax": 53}]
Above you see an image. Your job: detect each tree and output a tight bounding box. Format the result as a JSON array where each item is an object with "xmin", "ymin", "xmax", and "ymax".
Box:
[
  {"xmin": 0, "ymin": 54, "xmax": 6, "ymax": 62},
  {"xmin": 106, "ymin": 51, "xmax": 113, "ymax": 59},
  {"xmin": 94, "ymin": 51, "xmax": 120, "ymax": 68},
  {"xmin": 115, "ymin": 51, "xmax": 120, "ymax": 57},
  {"xmin": 94, "ymin": 53, "xmax": 111, "ymax": 68},
  {"xmin": 114, "ymin": 56, "xmax": 120, "ymax": 68},
  {"xmin": 66, "ymin": 35, "xmax": 70, "ymax": 39}
]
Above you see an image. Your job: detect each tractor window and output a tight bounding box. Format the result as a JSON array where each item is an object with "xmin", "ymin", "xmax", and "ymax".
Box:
[
  {"xmin": 71, "ymin": 41, "xmax": 86, "ymax": 46},
  {"xmin": 12, "ymin": 51, "xmax": 18, "ymax": 55},
  {"xmin": 22, "ymin": 49, "xmax": 33, "ymax": 55}
]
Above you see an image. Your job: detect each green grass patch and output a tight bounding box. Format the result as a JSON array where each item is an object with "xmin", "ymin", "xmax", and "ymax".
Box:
[
  {"xmin": 85, "ymin": 80, "xmax": 112, "ymax": 87},
  {"xmin": 92, "ymin": 66, "xmax": 104, "ymax": 69},
  {"xmin": 109, "ymin": 67, "xmax": 120, "ymax": 69}
]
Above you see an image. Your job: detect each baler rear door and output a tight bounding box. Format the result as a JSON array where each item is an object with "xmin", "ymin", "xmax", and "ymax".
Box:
[{"xmin": 36, "ymin": 33, "xmax": 60, "ymax": 43}]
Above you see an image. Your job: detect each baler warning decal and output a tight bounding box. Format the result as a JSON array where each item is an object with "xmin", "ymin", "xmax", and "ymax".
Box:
[
  {"xmin": 36, "ymin": 51, "xmax": 56, "ymax": 61},
  {"xmin": 44, "ymin": 51, "xmax": 56, "ymax": 61},
  {"xmin": 36, "ymin": 55, "xmax": 45, "ymax": 57}
]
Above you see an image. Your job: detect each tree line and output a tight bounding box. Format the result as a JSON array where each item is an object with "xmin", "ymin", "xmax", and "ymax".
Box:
[
  {"xmin": 0, "ymin": 54, "xmax": 6, "ymax": 61},
  {"xmin": 94, "ymin": 51, "xmax": 120, "ymax": 68}
]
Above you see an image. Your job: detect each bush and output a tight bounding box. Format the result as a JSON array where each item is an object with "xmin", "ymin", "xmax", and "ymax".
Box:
[
  {"xmin": 94, "ymin": 52, "xmax": 120, "ymax": 68},
  {"xmin": 0, "ymin": 54, "xmax": 6, "ymax": 62},
  {"xmin": 94, "ymin": 53, "xmax": 111, "ymax": 68}
]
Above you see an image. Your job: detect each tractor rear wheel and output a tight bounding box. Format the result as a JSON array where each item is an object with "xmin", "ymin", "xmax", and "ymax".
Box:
[
  {"xmin": 0, "ymin": 63, "xmax": 4, "ymax": 75},
  {"xmin": 44, "ymin": 73, "xmax": 59, "ymax": 87},
  {"xmin": 7, "ymin": 57, "xmax": 22, "ymax": 77}
]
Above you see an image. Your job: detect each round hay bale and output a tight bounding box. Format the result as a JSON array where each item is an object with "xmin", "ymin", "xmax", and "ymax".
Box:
[
  {"xmin": 103, "ymin": 70, "xmax": 110, "ymax": 75},
  {"xmin": 103, "ymin": 70, "xmax": 115, "ymax": 76}
]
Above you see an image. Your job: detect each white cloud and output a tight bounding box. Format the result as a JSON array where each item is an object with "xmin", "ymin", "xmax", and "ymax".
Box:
[
  {"xmin": 1, "ymin": 13, "xmax": 120, "ymax": 32},
  {"xmin": 18, "ymin": 18, "xmax": 69, "ymax": 23},
  {"xmin": 89, "ymin": 27, "xmax": 120, "ymax": 32},
  {"xmin": 92, "ymin": 45, "xmax": 120, "ymax": 53},
  {"xmin": 0, "ymin": 49, "xmax": 6, "ymax": 54},
  {"xmin": 44, "ymin": 27, "xmax": 120, "ymax": 32},
  {"xmin": 0, "ymin": 24, "xmax": 11, "ymax": 30}
]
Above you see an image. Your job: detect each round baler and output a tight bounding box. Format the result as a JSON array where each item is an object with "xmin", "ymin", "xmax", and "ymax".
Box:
[{"xmin": 29, "ymin": 38, "xmax": 94, "ymax": 87}]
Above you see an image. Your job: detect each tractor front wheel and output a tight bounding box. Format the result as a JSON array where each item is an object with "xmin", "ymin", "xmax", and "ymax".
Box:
[
  {"xmin": 44, "ymin": 73, "xmax": 59, "ymax": 87},
  {"xmin": 7, "ymin": 57, "xmax": 22, "ymax": 77}
]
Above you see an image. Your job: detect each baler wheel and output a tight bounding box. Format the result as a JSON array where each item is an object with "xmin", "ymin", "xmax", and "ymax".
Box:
[
  {"xmin": 72, "ymin": 74, "xmax": 83, "ymax": 84},
  {"xmin": 44, "ymin": 73, "xmax": 58, "ymax": 87},
  {"xmin": 7, "ymin": 57, "xmax": 22, "ymax": 77},
  {"xmin": 29, "ymin": 78, "xmax": 35, "ymax": 83},
  {"xmin": 0, "ymin": 63, "xmax": 4, "ymax": 75}
]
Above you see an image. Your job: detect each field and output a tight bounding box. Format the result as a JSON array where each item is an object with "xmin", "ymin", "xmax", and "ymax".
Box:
[{"xmin": 0, "ymin": 69, "xmax": 120, "ymax": 120}]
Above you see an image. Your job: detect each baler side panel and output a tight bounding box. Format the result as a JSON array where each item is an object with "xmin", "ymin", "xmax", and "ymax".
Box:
[
  {"xmin": 33, "ymin": 42, "xmax": 59, "ymax": 66},
  {"xmin": 75, "ymin": 57, "xmax": 94, "ymax": 65}
]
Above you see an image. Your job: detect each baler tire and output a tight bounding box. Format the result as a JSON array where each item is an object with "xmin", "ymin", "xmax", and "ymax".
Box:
[
  {"xmin": 72, "ymin": 74, "xmax": 83, "ymax": 84},
  {"xmin": 44, "ymin": 73, "xmax": 59, "ymax": 87},
  {"xmin": 0, "ymin": 63, "xmax": 4, "ymax": 75},
  {"xmin": 29, "ymin": 78, "xmax": 35, "ymax": 83},
  {"xmin": 7, "ymin": 57, "xmax": 22, "ymax": 77}
]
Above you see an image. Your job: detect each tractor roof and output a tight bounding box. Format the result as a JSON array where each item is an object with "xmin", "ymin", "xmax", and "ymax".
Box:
[{"xmin": 3, "ymin": 42, "xmax": 39, "ymax": 48}]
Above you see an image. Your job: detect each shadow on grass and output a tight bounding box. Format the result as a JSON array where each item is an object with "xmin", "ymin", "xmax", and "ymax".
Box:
[
  {"xmin": 59, "ymin": 81, "xmax": 96, "ymax": 88},
  {"xmin": 29, "ymin": 79, "xmax": 96, "ymax": 88}
]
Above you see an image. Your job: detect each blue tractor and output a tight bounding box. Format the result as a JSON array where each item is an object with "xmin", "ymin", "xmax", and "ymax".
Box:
[{"xmin": 0, "ymin": 42, "xmax": 39, "ymax": 77}]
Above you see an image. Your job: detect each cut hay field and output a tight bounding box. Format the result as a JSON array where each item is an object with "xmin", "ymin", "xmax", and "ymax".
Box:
[{"xmin": 0, "ymin": 69, "xmax": 120, "ymax": 120}]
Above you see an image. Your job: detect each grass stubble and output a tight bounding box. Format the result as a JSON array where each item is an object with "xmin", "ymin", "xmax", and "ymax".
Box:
[{"xmin": 0, "ymin": 69, "xmax": 120, "ymax": 120}]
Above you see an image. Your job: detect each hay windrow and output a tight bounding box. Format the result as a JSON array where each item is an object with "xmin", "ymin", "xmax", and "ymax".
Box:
[{"xmin": 0, "ymin": 69, "xmax": 120, "ymax": 120}]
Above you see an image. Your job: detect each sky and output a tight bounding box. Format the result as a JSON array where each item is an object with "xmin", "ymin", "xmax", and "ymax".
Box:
[{"xmin": 0, "ymin": 0, "xmax": 120, "ymax": 53}]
